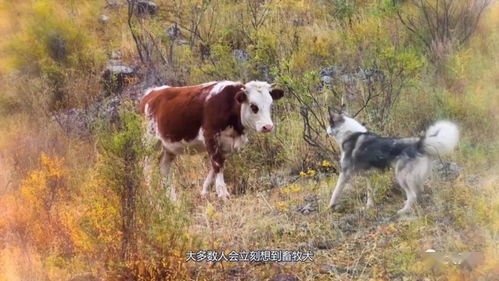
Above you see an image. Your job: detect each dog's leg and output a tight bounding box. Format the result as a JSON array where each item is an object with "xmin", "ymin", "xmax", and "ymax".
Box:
[
  {"xmin": 201, "ymin": 168, "xmax": 215, "ymax": 197},
  {"xmin": 328, "ymin": 172, "xmax": 351, "ymax": 209},
  {"xmin": 396, "ymin": 170, "xmax": 417, "ymax": 215},
  {"xmin": 366, "ymin": 177, "xmax": 374, "ymax": 208},
  {"xmin": 398, "ymin": 181, "xmax": 417, "ymax": 215}
]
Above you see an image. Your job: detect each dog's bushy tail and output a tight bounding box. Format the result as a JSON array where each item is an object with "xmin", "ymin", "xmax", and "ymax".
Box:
[{"xmin": 421, "ymin": 120, "xmax": 459, "ymax": 157}]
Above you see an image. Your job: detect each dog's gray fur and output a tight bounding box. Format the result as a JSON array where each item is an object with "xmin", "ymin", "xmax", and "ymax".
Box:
[{"xmin": 326, "ymin": 109, "xmax": 459, "ymax": 214}]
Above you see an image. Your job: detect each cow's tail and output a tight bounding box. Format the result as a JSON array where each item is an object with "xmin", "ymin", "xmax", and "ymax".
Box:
[{"xmin": 419, "ymin": 120, "xmax": 459, "ymax": 157}]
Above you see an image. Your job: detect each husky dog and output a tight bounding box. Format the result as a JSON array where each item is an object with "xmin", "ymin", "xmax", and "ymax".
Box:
[{"xmin": 326, "ymin": 108, "xmax": 459, "ymax": 214}]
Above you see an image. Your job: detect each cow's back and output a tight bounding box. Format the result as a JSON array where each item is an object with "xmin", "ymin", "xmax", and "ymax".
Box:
[{"xmin": 139, "ymin": 84, "xmax": 213, "ymax": 143}]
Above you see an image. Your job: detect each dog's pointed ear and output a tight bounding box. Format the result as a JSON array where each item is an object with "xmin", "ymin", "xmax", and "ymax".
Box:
[
  {"xmin": 328, "ymin": 105, "xmax": 345, "ymax": 121},
  {"xmin": 332, "ymin": 113, "xmax": 344, "ymax": 123},
  {"xmin": 328, "ymin": 106, "xmax": 335, "ymax": 117},
  {"xmin": 235, "ymin": 90, "xmax": 247, "ymax": 104},
  {"xmin": 270, "ymin": 88, "xmax": 284, "ymax": 100},
  {"xmin": 340, "ymin": 103, "xmax": 348, "ymax": 115}
]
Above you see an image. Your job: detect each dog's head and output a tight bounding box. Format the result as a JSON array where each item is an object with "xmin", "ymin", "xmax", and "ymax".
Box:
[
  {"xmin": 326, "ymin": 105, "xmax": 367, "ymax": 143},
  {"xmin": 326, "ymin": 105, "xmax": 347, "ymax": 138}
]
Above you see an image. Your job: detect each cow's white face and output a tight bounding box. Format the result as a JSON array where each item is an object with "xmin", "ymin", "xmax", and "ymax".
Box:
[{"xmin": 238, "ymin": 81, "xmax": 284, "ymax": 133}]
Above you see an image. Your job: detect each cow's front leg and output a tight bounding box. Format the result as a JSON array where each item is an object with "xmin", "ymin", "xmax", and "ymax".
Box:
[{"xmin": 205, "ymin": 134, "xmax": 230, "ymax": 199}]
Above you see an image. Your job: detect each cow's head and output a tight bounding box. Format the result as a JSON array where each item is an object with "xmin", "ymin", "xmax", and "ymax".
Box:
[{"xmin": 235, "ymin": 81, "xmax": 284, "ymax": 133}]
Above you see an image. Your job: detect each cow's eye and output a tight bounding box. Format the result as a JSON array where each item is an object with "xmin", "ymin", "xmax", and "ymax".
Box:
[{"xmin": 250, "ymin": 104, "xmax": 259, "ymax": 114}]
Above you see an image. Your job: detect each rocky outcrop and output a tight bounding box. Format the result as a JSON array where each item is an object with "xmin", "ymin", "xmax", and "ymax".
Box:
[
  {"xmin": 433, "ymin": 160, "xmax": 462, "ymax": 182},
  {"xmin": 136, "ymin": 0, "xmax": 157, "ymax": 16},
  {"xmin": 54, "ymin": 51, "xmax": 146, "ymax": 137},
  {"xmin": 319, "ymin": 65, "xmax": 385, "ymax": 86},
  {"xmin": 101, "ymin": 51, "xmax": 139, "ymax": 95},
  {"xmin": 233, "ymin": 49, "xmax": 250, "ymax": 63},
  {"xmin": 99, "ymin": 15, "xmax": 110, "ymax": 24},
  {"xmin": 166, "ymin": 23, "xmax": 181, "ymax": 40},
  {"xmin": 319, "ymin": 65, "xmax": 385, "ymax": 101}
]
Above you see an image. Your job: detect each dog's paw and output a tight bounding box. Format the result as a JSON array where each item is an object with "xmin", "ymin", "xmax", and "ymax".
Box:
[{"xmin": 328, "ymin": 203, "xmax": 344, "ymax": 213}]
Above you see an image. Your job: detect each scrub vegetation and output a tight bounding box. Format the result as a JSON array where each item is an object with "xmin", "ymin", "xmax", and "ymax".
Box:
[{"xmin": 0, "ymin": 0, "xmax": 498, "ymax": 280}]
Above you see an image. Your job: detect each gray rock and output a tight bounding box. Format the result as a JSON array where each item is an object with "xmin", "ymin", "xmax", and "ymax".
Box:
[
  {"xmin": 340, "ymin": 73, "xmax": 355, "ymax": 84},
  {"xmin": 102, "ymin": 64, "xmax": 138, "ymax": 95},
  {"xmin": 321, "ymin": 75, "xmax": 333, "ymax": 85},
  {"xmin": 433, "ymin": 161, "xmax": 462, "ymax": 182},
  {"xmin": 319, "ymin": 264, "xmax": 349, "ymax": 274},
  {"xmin": 312, "ymin": 239, "xmax": 334, "ymax": 250},
  {"xmin": 301, "ymin": 203, "xmax": 314, "ymax": 215},
  {"xmin": 233, "ymin": 49, "xmax": 250, "ymax": 63},
  {"xmin": 270, "ymin": 274, "xmax": 298, "ymax": 281},
  {"xmin": 99, "ymin": 15, "xmax": 110, "ymax": 24},
  {"xmin": 337, "ymin": 213, "xmax": 358, "ymax": 233},
  {"xmin": 295, "ymin": 194, "xmax": 319, "ymax": 215},
  {"xmin": 105, "ymin": 0, "xmax": 121, "ymax": 9},
  {"xmin": 166, "ymin": 24, "xmax": 181, "ymax": 40},
  {"xmin": 320, "ymin": 66, "xmax": 343, "ymax": 78},
  {"xmin": 465, "ymin": 174, "xmax": 480, "ymax": 188},
  {"xmin": 52, "ymin": 82, "xmax": 148, "ymax": 138},
  {"xmin": 318, "ymin": 66, "xmax": 384, "ymax": 100},
  {"xmin": 95, "ymin": 96, "xmax": 122, "ymax": 124},
  {"xmin": 136, "ymin": 0, "xmax": 157, "ymax": 16},
  {"xmin": 53, "ymin": 95, "xmax": 126, "ymax": 138},
  {"xmin": 106, "ymin": 65, "xmax": 134, "ymax": 74}
]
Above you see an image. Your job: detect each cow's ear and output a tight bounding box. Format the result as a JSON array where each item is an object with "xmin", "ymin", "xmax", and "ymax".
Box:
[
  {"xmin": 270, "ymin": 88, "xmax": 284, "ymax": 100},
  {"xmin": 235, "ymin": 90, "xmax": 247, "ymax": 104}
]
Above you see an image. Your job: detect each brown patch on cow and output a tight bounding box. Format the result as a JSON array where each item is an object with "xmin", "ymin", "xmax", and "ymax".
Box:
[
  {"xmin": 139, "ymin": 82, "xmax": 246, "ymax": 173},
  {"xmin": 139, "ymin": 84, "xmax": 214, "ymax": 142}
]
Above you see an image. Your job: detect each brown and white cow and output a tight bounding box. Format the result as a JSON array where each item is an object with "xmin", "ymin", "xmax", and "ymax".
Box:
[{"xmin": 139, "ymin": 80, "xmax": 284, "ymax": 198}]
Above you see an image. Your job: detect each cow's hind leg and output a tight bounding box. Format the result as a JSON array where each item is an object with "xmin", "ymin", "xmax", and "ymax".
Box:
[{"xmin": 160, "ymin": 150, "xmax": 177, "ymax": 201}]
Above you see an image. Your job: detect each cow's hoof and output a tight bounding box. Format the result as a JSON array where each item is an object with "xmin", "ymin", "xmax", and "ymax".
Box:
[
  {"xmin": 218, "ymin": 194, "xmax": 229, "ymax": 200},
  {"xmin": 200, "ymin": 191, "xmax": 209, "ymax": 198}
]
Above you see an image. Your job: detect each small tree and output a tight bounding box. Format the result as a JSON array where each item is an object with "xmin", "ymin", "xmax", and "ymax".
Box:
[
  {"xmin": 98, "ymin": 104, "xmax": 145, "ymax": 262},
  {"xmin": 397, "ymin": 0, "xmax": 490, "ymax": 65}
]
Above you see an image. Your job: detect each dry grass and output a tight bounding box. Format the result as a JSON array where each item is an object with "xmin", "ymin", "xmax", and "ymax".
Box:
[
  {"xmin": 0, "ymin": 1, "xmax": 499, "ymax": 280},
  {"xmin": 167, "ymin": 160, "xmax": 499, "ymax": 280}
]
